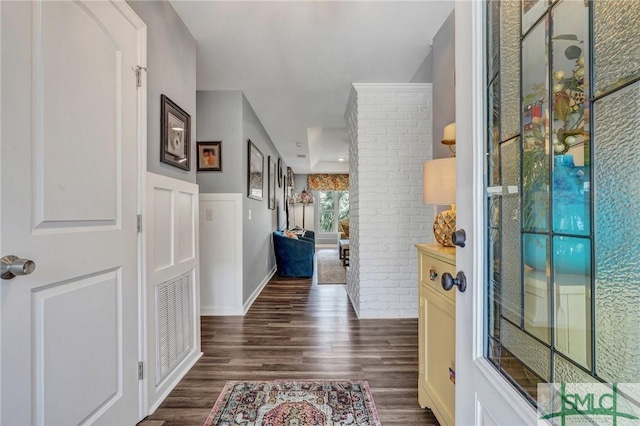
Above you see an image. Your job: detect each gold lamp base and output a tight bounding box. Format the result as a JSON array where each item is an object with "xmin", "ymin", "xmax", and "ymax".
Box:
[{"xmin": 433, "ymin": 204, "xmax": 456, "ymax": 247}]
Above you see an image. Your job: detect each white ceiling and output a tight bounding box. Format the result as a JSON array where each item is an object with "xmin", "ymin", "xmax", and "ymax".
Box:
[{"xmin": 170, "ymin": 0, "xmax": 454, "ymax": 174}]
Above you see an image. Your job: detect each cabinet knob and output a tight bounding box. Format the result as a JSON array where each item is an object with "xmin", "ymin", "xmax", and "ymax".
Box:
[{"xmin": 429, "ymin": 269, "xmax": 438, "ymax": 281}]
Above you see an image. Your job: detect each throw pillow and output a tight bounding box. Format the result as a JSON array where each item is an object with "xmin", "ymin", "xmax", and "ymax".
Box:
[{"xmin": 284, "ymin": 230, "xmax": 298, "ymax": 239}]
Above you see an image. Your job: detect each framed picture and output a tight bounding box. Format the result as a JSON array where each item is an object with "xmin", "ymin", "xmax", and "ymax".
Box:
[
  {"xmin": 247, "ymin": 139, "xmax": 263, "ymax": 200},
  {"xmin": 268, "ymin": 156, "xmax": 276, "ymax": 210},
  {"xmin": 160, "ymin": 94, "xmax": 191, "ymax": 170},
  {"xmin": 197, "ymin": 141, "xmax": 222, "ymax": 171},
  {"xmin": 277, "ymin": 158, "xmax": 283, "ymax": 188}
]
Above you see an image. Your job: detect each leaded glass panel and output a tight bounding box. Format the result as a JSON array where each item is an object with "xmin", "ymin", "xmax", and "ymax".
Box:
[
  {"xmin": 488, "ymin": 0, "xmax": 500, "ymax": 81},
  {"xmin": 500, "ymin": 0, "xmax": 521, "ymax": 141},
  {"xmin": 553, "ymin": 236, "xmax": 591, "ymax": 369},
  {"xmin": 594, "ymin": 82, "xmax": 640, "ymax": 383},
  {"xmin": 489, "ymin": 77, "xmax": 501, "ymax": 188},
  {"xmin": 502, "ymin": 319, "xmax": 551, "ymax": 381},
  {"xmin": 485, "ymin": 0, "xmax": 640, "ymax": 407},
  {"xmin": 594, "ymin": 1, "xmax": 640, "ymax": 94},
  {"xmin": 500, "ymin": 138, "xmax": 522, "ymax": 325},
  {"xmin": 522, "ymin": 19, "xmax": 549, "ymax": 233}
]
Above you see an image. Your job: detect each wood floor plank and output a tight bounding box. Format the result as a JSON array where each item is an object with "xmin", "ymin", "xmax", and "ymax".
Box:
[{"xmin": 139, "ymin": 274, "xmax": 439, "ymax": 426}]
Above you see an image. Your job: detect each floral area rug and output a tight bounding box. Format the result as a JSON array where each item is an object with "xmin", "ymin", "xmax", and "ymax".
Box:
[{"xmin": 203, "ymin": 380, "xmax": 381, "ymax": 426}]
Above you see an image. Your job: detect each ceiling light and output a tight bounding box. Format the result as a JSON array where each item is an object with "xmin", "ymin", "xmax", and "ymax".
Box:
[
  {"xmin": 171, "ymin": 127, "xmax": 184, "ymax": 131},
  {"xmin": 338, "ymin": 158, "xmax": 345, "ymax": 162}
]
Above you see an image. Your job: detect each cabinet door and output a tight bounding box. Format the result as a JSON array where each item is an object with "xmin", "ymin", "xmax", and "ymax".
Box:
[{"xmin": 418, "ymin": 248, "xmax": 456, "ymax": 426}]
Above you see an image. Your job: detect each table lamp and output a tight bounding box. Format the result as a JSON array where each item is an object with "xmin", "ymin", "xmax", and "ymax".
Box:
[{"xmin": 423, "ymin": 158, "xmax": 456, "ymax": 246}]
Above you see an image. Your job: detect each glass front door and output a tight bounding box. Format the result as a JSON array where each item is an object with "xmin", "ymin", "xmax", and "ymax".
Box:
[{"xmin": 484, "ymin": 0, "xmax": 640, "ymax": 405}]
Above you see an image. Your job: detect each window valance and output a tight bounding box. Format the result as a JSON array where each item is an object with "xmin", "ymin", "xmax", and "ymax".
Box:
[{"xmin": 307, "ymin": 174, "xmax": 349, "ymax": 191}]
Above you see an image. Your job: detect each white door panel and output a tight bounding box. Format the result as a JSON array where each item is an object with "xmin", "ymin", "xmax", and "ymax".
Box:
[
  {"xmin": 1, "ymin": 1, "xmax": 143, "ymax": 424},
  {"xmin": 454, "ymin": 1, "xmax": 535, "ymax": 425}
]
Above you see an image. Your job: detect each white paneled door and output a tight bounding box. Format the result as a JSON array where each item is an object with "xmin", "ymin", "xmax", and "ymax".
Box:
[
  {"xmin": 454, "ymin": 2, "xmax": 536, "ymax": 425},
  {"xmin": 1, "ymin": 1, "xmax": 144, "ymax": 425}
]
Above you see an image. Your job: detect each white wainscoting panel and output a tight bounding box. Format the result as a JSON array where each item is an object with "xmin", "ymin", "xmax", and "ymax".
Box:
[
  {"xmin": 199, "ymin": 193, "xmax": 244, "ymax": 316},
  {"xmin": 145, "ymin": 173, "xmax": 202, "ymax": 415}
]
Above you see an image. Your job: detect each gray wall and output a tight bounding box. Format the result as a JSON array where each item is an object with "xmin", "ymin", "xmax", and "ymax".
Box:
[
  {"xmin": 241, "ymin": 95, "xmax": 285, "ymax": 303},
  {"xmin": 410, "ymin": 51, "xmax": 434, "ymax": 83},
  {"xmin": 128, "ymin": 0, "xmax": 197, "ymax": 183},
  {"xmin": 432, "ymin": 11, "xmax": 456, "ymax": 160},
  {"xmin": 196, "ymin": 91, "xmax": 243, "ymax": 193}
]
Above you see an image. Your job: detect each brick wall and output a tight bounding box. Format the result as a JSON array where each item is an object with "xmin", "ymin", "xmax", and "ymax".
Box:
[{"xmin": 345, "ymin": 83, "xmax": 434, "ymax": 318}]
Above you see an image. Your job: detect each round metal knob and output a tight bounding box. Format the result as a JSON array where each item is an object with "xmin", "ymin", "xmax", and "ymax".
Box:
[
  {"xmin": 1, "ymin": 255, "xmax": 36, "ymax": 280},
  {"xmin": 441, "ymin": 271, "xmax": 467, "ymax": 292},
  {"xmin": 452, "ymin": 229, "xmax": 466, "ymax": 248}
]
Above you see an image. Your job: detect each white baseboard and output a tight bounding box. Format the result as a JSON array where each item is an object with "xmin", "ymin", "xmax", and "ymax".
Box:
[
  {"xmin": 201, "ymin": 306, "xmax": 244, "ymax": 316},
  {"xmin": 243, "ymin": 266, "xmax": 276, "ymax": 314},
  {"xmin": 147, "ymin": 350, "xmax": 203, "ymax": 415}
]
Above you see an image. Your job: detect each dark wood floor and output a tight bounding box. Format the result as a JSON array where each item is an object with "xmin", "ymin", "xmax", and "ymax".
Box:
[{"xmin": 142, "ymin": 274, "xmax": 439, "ymax": 425}]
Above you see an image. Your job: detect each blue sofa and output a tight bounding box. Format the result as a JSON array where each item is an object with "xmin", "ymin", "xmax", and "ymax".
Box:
[{"xmin": 273, "ymin": 230, "xmax": 315, "ymax": 277}]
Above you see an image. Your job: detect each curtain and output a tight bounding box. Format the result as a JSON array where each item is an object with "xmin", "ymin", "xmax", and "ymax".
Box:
[{"xmin": 307, "ymin": 174, "xmax": 349, "ymax": 191}]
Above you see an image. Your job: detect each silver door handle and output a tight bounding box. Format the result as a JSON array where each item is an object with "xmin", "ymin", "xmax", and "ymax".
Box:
[{"xmin": 1, "ymin": 255, "xmax": 36, "ymax": 280}]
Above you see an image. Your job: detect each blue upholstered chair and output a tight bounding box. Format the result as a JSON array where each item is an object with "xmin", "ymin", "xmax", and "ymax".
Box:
[{"xmin": 273, "ymin": 231, "xmax": 315, "ymax": 277}]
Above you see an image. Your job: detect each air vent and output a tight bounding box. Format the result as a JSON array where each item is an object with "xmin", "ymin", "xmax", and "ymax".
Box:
[
  {"xmin": 156, "ymin": 271, "xmax": 194, "ymax": 384},
  {"xmin": 297, "ymin": 154, "xmax": 306, "ymax": 158}
]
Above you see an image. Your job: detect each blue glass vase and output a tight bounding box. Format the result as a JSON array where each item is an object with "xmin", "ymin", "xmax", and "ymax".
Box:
[{"xmin": 524, "ymin": 154, "xmax": 590, "ymax": 275}]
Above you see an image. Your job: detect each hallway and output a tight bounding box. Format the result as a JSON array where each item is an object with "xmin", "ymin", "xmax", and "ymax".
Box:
[{"xmin": 143, "ymin": 275, "xmax": 438, "ymax": 425}]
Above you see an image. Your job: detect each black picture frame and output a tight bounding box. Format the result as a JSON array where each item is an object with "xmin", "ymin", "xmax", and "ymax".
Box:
[
  {"xmin": 197, "ymin": 141, "xmax": 222, "ymax": 171},
  {"xmin": 160, "ymin": 94, "xmax": 191, "ymax": 170},
  {"xmin": 277, "ymin": 157, "xmax": 283, "ymax": 187},
  {"xmin": 247, "ymin": 139, "xmax": 263, "ymax": 200},
  {"xmin": 268, "ymin": 156, "xmax": 276, "ymax": 210}
]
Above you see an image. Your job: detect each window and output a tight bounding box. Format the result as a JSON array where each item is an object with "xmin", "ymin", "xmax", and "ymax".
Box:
[{"xmin": 318, "ymin": 191, "xmax": 349, "ymax": 232}]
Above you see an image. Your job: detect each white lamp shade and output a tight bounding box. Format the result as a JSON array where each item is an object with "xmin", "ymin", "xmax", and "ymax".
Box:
[
  {"xmin": 443, "ymin": 123, "xmax": 456, "ymax": 142},
  {"xmin": 423, "ymin": 158, "xmax": 456, "ymax": 205}
]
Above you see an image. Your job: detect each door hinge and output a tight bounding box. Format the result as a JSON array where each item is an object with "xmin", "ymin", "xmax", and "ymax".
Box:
[
  {"xmin": 134, "ymin": 65, "xmax": 147, "ymax": 88},
  {"xmin": 138, "ymin": 362, "xmax": 144, "ymax": 380},
  {"xmin": 137, "ymin": 214, "xmax": 142, "ymax": 233}
]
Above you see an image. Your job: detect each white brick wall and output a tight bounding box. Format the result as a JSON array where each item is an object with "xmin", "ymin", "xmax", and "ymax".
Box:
[{"xmin": 345, "ymin": 83, "xmax": 434, "ymax": 319}]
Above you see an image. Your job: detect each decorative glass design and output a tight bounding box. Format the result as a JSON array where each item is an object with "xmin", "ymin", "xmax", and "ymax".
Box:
[
  {"xmin": 554, "ymin": 355, "xmax": 597, "ymax": 384},
  {"xmin": 594, "ymin": 82, "xmax": 640, "ymax": 383},
  {"xmin": 523, "ymin": 267, "xmax": 551, "ymax": 345},
  {"xmin": 500, "ymin": 138, "xmax": 522, "ymax": 324},
  {"xmin": 522, "ymin": 0, "xmax": 548, "ymax": 36},
  {"xmin": 500, "ymin": 347, "xmax": 541, "ymax": 403},
  {"xmin": 485, "ymin": 0, "xmax": 639, "ymax": 406},
  {"xmin": 488, "ymin": 0, "xmax": 500, "ymax": 81},
  {"xmin": 500, "ymin": 0, "xmax": 521, "ymax": 141},
  {"xmin": 489, "ymin": 77, "xmax": 501, "ymax": 187},
  {"xmin": 594, "ymin": 1, "xmax": 640, "ymax": 94},
  {"xmin": 522, "ymin": 19, "xmax": 549, "ymax": 233},
  {"xmin": 551, "ymin": 0, "xmax": 589, "ymax": 163},
  {"xmin": 554, "ymin": 237, "xmax": 591, "ymax": 369},
  {"xmin": 502, "ymin": 319, "xmax": 551, "ymax": 381},
  {"xmin": 488, "ymin": 195, "xmax": 500, "ymax": 229}
]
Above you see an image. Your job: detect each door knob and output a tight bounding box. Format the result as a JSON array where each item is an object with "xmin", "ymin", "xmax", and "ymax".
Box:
[
  {"xmin": 1, "ymin": 255, "xmax": 36, "ymax": 280},
  {"xmin": 452, "ymin": 229, "xmax": 466, "ymax": 248},
  {"xmin": 441, "ymin": 271, "xmax": 467, "ymax": 292}
]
